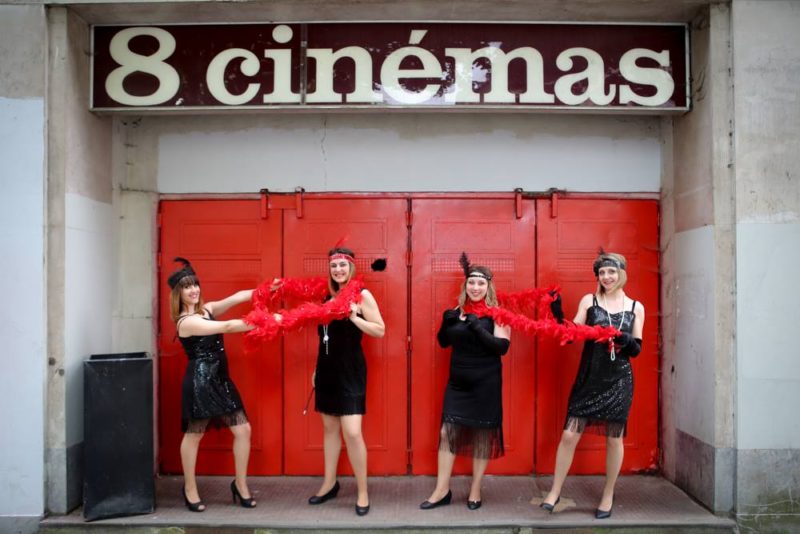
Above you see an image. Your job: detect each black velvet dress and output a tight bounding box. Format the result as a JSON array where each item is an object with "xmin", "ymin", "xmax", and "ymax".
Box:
[
  {"xmin": 314, "ymin": 310, "xmax": 367, "ymax": 416},
  {"xmin": 177, "ymin": 313, "xmax": 248, "ymax": 433},
  {"xmin": 438, "ymin": 315, "xmax": 505, "ymax": 460},
  {"xmin": 564, "ymin": 296, "xmax": 637, "ymax": 438}
]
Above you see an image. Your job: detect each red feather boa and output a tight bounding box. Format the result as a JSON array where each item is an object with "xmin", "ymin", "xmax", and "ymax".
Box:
[
  {"xmin": 462, "ymin": 300, "xmax": 619, "ymax": 346},
  {"xmin": 244, "ymin": 276, "xmax": 364, "ymax": 350},
  {"xmin": 244, "ymin": 276, "xmax": 617, "ymax": 349}
]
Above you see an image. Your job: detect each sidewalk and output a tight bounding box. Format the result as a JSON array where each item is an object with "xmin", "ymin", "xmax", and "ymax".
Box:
[{"xmin": 39, "ymin": 475, "xmax": 736, "ymax": 532}]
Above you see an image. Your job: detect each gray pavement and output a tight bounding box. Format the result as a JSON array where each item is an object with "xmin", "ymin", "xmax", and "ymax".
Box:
[{"xmin": 40, "ymin": 475, "xmax": 736, "ymax": 532}]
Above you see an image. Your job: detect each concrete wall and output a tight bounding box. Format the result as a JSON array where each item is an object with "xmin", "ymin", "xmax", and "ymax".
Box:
[
  {"xmin": 0, "ymin": 6, "xmax": 47, "ymax": 533},
  {"xmin": 732, "ymin": 0, "xmax": 800, "ymax": 523},
  {"xmin": 660, "ymin": 3, "xmax": 736, "ymax": 513},
  {"xmin": 46, "ymin": 7, "xmax": 114, "ymax": 514},
  {"xmin": 154, "ymin": 114, "xmax": 662, "ymax": 193}
]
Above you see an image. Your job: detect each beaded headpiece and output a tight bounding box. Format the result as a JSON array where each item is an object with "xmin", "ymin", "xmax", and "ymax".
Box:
[
  {"xmin": 459, "ymin": 252, "xmax": 493, "ymax": 281},
  {"xmin": 592, "ymin": 255, "xmax": 626, "ymax": 276}
]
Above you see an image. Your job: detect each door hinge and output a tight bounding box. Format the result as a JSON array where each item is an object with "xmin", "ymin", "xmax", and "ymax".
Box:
[
  {"xmin": 295, "ymin": 186, "xmax": 305, "ymax": 218},
  {"xmin": 550, "ymin": 189, "xmax": 559, "ymax": 219},
  {"xmin": 514, "ymin": 188, "xmax": 524, "ymax": 219},
  {"xmin": 406, "ymin": 210, "xmax": 413, "ymax": 227},
  {"xmin": 407, "ymin": 335, "xmax": 412, "ymax": 354},
  {"xmin": 260, "ymin": 188, "xmax": 269, "ymax": 219},
  {"xmin": 406, "ymin": 250, "xmax": 413, "ymax": 267}
]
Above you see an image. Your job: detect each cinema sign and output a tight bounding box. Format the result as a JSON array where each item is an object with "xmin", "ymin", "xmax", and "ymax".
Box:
[{"xmin": 91, "ymin": 22, "xmax": 688, "ymax": 113}]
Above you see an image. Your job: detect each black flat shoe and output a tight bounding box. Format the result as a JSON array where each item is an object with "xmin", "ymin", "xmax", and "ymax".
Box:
[
  {"xmin": 467, "ymin": 499, "xmax": 482, "ymax": 510},
  {"xmin": 539, "ymin": 496, "xmax": 560, "ymax": 513},
  {"xmin": 182, "ymin": 487, "xmax": 206, "ymax": 512},
  {"xmin": 420, "ymin": 490, "xmax": 452, "ymax": 510},
  {"xmin": 595, "ymin": 506, "xmax": 613, "ymax": 519},
  {"xmin": 355, "ymin": 502, "xmax": 370, "ymax": 516},
  {"xmin": 230, "ymin": 480, "xmax": 256, "ymax": 508},
  {"xmin": 308, "ymin": 480, "xmax": 340, "ymax": 505}
]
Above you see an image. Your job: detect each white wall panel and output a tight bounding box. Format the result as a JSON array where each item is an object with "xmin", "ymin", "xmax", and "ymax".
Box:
[
  {"xmin": 0, "ymin": 96, "xmax": 45, "ymax": 516},
  {"xmin": 156, "ymin": 114, "xmax": 661, "ymax": 193},
  {"xmin": 673, "ymin": 225, "xmax": 717, "ymax": 445},
  {"xmin": 737, "ymin": 221, "xmax": 800, "ymax": 449}
]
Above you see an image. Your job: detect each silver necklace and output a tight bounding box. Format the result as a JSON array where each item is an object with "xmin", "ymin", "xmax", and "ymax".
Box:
[
  {"xmin": 602, "ymin": 293, "xmax": 624, "ymax": 361},
  {"xmin": 322, "ymin": 325, "xmax": 329, "ymax": 354}
]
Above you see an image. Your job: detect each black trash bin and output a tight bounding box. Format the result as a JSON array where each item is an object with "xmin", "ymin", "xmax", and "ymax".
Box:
[{"xmin": 83, "ymin": 352, "xmax": 155, "ymax": 521}]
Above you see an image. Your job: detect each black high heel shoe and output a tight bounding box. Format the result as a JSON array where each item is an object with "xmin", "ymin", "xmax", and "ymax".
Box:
[
  {"xmin": 467, "ymin": 499, "xmax": 482, "ymax": 510},
  {"xmin": 230, "ymin": 480, "xmax": 257, "ymax": 508},
  {"xmin": 539, "ymin": 496, "xmax": 560, "ymax": 513},
  {"xmin": 355, "ymin": 501, "xmax": 370, "ymax": 516},
  {"xmin": 595, "ymin": 506, "xmax": 613, "ymax": 519},
  {"xmin": 308, "ymin": 480, "xmax": 340, "ymax": 505},
  {"xmin": 419, "ymin": 489, "xmax": 452, "ymax": 510},
  {"xmin": 182, "ymin": 487, "xmax": 206, "ymax": 512}
]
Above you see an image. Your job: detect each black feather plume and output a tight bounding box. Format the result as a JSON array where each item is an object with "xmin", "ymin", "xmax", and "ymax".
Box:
[{"xmin": 459, "ymin": 252, "xmax": 471, "ymax": 277}]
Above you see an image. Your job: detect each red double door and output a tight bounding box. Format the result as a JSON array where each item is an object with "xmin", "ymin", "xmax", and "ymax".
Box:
[{"xmin": 158, "ymin": 195, "xmax": 658, "ymax": 476}]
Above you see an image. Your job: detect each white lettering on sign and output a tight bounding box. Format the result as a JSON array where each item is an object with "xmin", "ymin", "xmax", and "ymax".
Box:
[
  {"xmin": 105, "ymin": 27, "xmax": 180, "ymax": 106},
  {"xmin": 96, "ymin": 25, "xmax": 682, "ymax": 109}
]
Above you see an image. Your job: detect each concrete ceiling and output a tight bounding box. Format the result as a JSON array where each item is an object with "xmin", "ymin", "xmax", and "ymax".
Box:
[{"xmin": 53, "ymin": 0, "xmax": 718, "ymax": 25}]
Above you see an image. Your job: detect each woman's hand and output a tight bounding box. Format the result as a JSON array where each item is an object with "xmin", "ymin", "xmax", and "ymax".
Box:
[
  {"xmin": 273, "ymin": 313, "xmax": 282, "ymax": 323},
  {"xmin": 349, "ymin": 302, "xmax": 360, "ymax": 321},
  {"xmin": 270, "ymin": 278, "xmax": 282, "ymax": 292}
]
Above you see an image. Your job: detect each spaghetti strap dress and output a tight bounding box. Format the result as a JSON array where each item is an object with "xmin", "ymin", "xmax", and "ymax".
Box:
[
  {"xmin": 564, "ymin": 296, "xmax": 637, "ymax": 438},
  {"xmin": 314, "ymin": 295, "xmax": 367, "ymax": 416},
  {"xmin": 177, "ymin": 312, "xmax": 248, "ymax": 433}
]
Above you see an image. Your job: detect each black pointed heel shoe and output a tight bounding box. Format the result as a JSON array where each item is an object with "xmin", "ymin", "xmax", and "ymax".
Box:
[
  {"xmin": 355, "ymin": 502, "xmax": 370, "ymax": 516},
  {"xmin": 230, "ymin": 480, "xmax": 257, "ymax": 508},
  {"xmin": 183, "ymin": 487, "xmax": 206, "ymax": 512},
  {"xmin": 595, "ymin": 506, "xmax": 613, "ymax": 519},
  {"xmin": 539, "ymin": 496, "xmax": 560, "ymax": 513},
  {"xmin": 420, "ymin": 489, "xmax": 452, "ymax": 510},
  {"xmin": 308, "ymin": 480, "xmax": 340, "ymax": 505},
  {"xmin": 467, "ymin": 499, "xmax": 482, "ymax": 510}
]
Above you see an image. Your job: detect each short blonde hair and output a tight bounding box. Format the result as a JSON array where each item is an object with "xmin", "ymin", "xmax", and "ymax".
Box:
[{"xmin": 594, "ymin": 252, "xmax": 628, "ymax": 294}]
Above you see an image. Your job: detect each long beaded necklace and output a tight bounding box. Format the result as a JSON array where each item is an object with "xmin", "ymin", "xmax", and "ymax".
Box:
[
  {"xmin": 322, "ymin": 324, "xmax": 329, "ymax": 354},
  {"xmin": 602, "ymin": 292, "xmax": 625, "ymax": 361}
]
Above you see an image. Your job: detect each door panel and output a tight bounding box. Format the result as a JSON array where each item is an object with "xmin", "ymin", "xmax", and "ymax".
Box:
[
  {"xmin": 282, "ymin": 198, "xmax": 409, "ymax": 474},
  {"xmin": 535, "ymin": 198, "xmax": 659, "ymax": 474},
  {"xmin": 410, "ymin": 198, "xmax": 536, "ymax": 474},
  {"xmin": 158, "ymin": 200, "xmax": 282, "ymax": 475}
]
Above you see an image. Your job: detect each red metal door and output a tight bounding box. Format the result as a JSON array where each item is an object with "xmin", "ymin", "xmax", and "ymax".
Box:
[
  {"xmin": 158, "ymin": 200, "xmax": 283, "ymax": 475},
  {"xmin": 535, "ymin": 197, "xmax": 659, "ymax": 473},
  {"xmin": 282, "ymin": 198, "xmax": 409, "ymax": 474},
  {"xmin": 410, "ymin": 197, "xmax": 537, "ymax": 474}
]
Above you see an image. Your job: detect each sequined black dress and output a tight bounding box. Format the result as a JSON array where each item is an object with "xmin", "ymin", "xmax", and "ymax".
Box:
[
  {"xmin": 177, "ymin": 313, "xmax": 248, "ymax": 433},
  {"xmin": 438, "ymin": 315, "xmax": 505, "ymax": 459},
  {"xmin": 314, "ymin": 306, "xmax": 367, "ymax": 416},
  {"xmin": 564, "ymin": 296, "xmax": 637, "ymax": 438}
]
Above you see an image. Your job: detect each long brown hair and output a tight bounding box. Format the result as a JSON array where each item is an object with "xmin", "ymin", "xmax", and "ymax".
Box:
[
  {"xmin": 169, "ymin": 274, "xmax": 205, "ymax": 322},
  {"xmin": 457, "ymin": 265, "xmax": 498, "ymax": 308}
]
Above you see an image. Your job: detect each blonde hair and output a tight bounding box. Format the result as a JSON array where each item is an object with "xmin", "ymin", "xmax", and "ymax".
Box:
[
  {"xmin": 457, "ymin": 266, "xmax": 498, "ymax": 308},
  {"xmin": 594, "ymin": 252, "xmax": 628, "ymax": 294},
  {"xmin": 170, "ymin": 275, "xmax": 205, "ymax": 322}
]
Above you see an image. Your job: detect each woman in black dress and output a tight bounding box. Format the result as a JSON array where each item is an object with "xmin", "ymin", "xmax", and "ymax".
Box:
[
  {"xmin": 540, "ymin": 252, "xmax": 645, "ymax": 519},
  {"xmin": 168, "ymin": 258, "xmax": 257, "ymax": 512},
  {"xmin": 420, "ymin": 263, "xmax": 511, "ymax": 511},
  {"xmin": 307, "ymin": 247, "xmax": 385, "ymax": 516}
]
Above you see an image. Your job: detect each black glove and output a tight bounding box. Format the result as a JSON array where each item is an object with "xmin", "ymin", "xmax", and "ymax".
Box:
[
  {"xmin": 437, "ymin": 309, "xmax": 461, "ymax": 348},
  {"xmin": 549, "ymin": 292, "xmax": 565, "ymax": 324},
  {"xmin": 466, "ymin": 314, "xmax": 510, "ymax": 356},
  {"xmin": 614, "ymin": 332, "xmax": 642, "ymax": 358}
]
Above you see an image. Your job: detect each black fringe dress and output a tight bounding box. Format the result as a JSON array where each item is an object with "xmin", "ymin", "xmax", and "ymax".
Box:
[
  {"xmin": 438, "ymin": 315, "xmax": 505, "ymax": 459},
  {"xmin": 177, "ymin": 313, "xmax": 248, "ymax": 433},
  {"xmin": 564, "ymin": 296, "xmax": 637, "ymax": 438}
]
